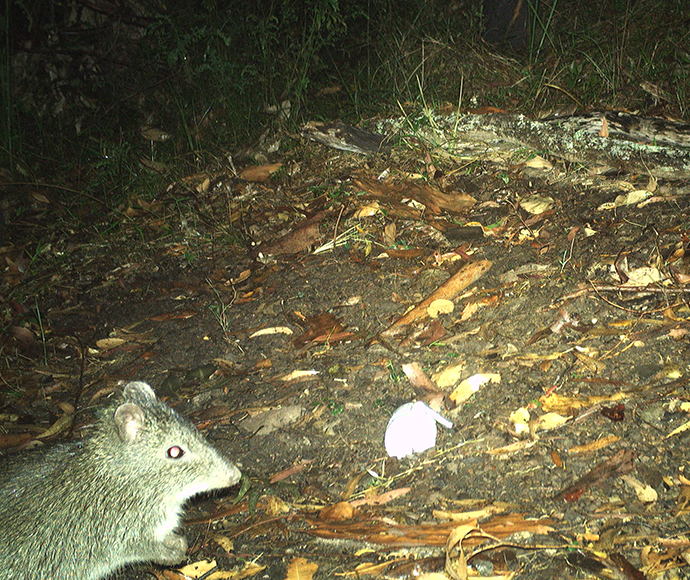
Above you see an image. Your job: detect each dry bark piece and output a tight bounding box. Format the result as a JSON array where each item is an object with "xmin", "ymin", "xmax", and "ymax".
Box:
[
  {"xmin": 432, "ymin": 111, "xmax": 690, "ymax": 179},
  {"xmin": 301, "ymin": 121, "xmax": 391, "ymax": 154},
  {"xmin": 305, "ymin": 512, "xmax": 553, "ymax": 547},
  {"xmin": 354, "ymin": 176, "xmax": 476, "ymax": 215},
  {"xmin": 381, "ymin": 260, "xmax": 492, "ymax": 339},
  {"xmin": 553, "ymin": 448, "xmax": 638, "ymax": 502},
  {"xmin": 294, "ymin": 312, "xmax": 355, "ymax": 345}
]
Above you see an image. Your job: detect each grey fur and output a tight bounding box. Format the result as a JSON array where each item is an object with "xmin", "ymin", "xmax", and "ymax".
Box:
[{"xmin": 0, "ymin": 381, "xmax": 241, "ymax": 580}]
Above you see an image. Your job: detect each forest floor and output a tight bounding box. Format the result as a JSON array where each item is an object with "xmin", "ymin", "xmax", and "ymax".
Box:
[{"xmin": 3, "ymin": 111, "xmax": 690, "ymax": 580}]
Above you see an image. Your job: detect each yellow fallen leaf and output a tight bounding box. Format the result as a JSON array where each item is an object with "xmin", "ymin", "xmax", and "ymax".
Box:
[
  {"xmin": 449, "ymin": 373, "xmax": 500, "ymax": 404},
  {"xmin": 568, "ymin": 435, "xmax": 620, "ymax": 455},
  {"xmin": 285, "ymin": 557, "xmax": 318, "ymax": 580},
  {"xmin": 432, "ymin": 362, "xmax": 466, "ymax": 389},
  {"xmin": 428, "ymin": 299, "xmax": 454, "ymax": 318},
  {"xmin": 666, "ymin": 418, "xmax": 690, "ymax": 439},
  {"xmin": 178, "ymin": 559, "xmax": 217, "ymax": 578},
  {"xmin": 279, "ymin": 369, "xmax": 319, "ymax": 381},
  {"xmin": 523, "ymin": 155, "xmax": 553, "ymax": 170},
  {"xmin": 622, "ymin": 475, "xmax": 658, "ymax": 503},
  {"xmin": 534, "ymin": 412, "xmax": 570, "ymax": 432},
  {"xmin": 520, "ymin": 195, "xmax": 554, "ymax": 214},
  {"xmin": 509, "ymin": 407, "xmax": 530, "ymax": 435}
]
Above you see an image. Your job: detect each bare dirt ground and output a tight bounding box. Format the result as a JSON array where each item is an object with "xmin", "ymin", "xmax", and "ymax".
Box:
[{"xmin": 3, "ymin": 113, "xmax": 690, "ymax": 580}]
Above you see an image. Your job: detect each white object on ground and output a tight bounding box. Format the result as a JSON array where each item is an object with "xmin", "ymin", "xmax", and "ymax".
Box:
[{"xmin": 384, "ymin": 401, "xmax": 453, "ymax": 459}]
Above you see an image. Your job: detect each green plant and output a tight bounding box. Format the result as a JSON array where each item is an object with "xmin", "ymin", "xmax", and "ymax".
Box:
[{"xmin": 207, "ymin": 280, "xmax": 236, "ymax": 338}]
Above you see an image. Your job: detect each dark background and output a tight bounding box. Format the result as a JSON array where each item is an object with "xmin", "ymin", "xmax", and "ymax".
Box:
[{"xmin": 0, "ymin": 0, "xmax": 688, "ymax": 193}]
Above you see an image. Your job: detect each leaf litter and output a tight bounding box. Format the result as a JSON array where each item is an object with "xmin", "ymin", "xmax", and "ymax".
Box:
[{"xmin": 3, "ymin": 114, "xmax": 690, "ymax": 580}]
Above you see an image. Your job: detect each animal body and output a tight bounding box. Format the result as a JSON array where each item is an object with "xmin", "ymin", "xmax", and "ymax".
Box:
[{"xmin": 0, "ymin": 381, "xmax": 241, "ymax": 580}]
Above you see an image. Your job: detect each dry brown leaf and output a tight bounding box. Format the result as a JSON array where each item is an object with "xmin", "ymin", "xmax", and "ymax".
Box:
[
  {"xmin": 383, "ymin": 248, "xmax": 426, "ymax": 259},
  {"xmin": 383, "ymin": 222, "xmax": 397, "ymax": 246},
  {"xmin": 341, "ymin": 472, "xmax": 366, "ymax": 501},
  {"xmin": 140, "ymin": 126, "xmax": 172, "ymax": 141},
  {"xmin": 264, "ymin": 495, "xmax": 290, "ymax": 516},
  {"xmin": 149, "ymin": 310, "xmax": 197, "ymax": 321},
  {"xmin": 519, "ymin": 195, "xmax": 554, "ymax": 214},
  {"xmin": 445, "ymin": 525, "xmax": 479, "ymax": 580},
  {"xmin": 522, "ymin": 155, "xmax": 553, "ymax": 170},
  {"xmin": 354, "ymin": 560, "xmax": 408, "ymax": 576},
  {"xmin": 666, "ymin": 418, "xmax": 690, "ymax": 439},
  {"xmin": 540, "ymin": 391, "xmax": 627, "ymax": 414},
  {"xmin": 232, "ymin": 562, "xmax": 267, "ymax": 579},
  {"xmin": 232, "ymin": 269, "xmax": 251, "ymax": 284},
  {"xmin": 621, "ymin": 475, "xmax": 658, "ymax": 503},
  {"xmin": 210, "ymin": 533, "xmax": 234, "ymax": 554},
  {"xmin": 534, "ymin": 412, "xmax": 570, "ymax": 432},
  {"xmin": 573, "ymin": 350, "xmax": 606, "ymax": 373},
  {"xmin": 354, "ymin": 201, "xmax": 381, "ymax": 217},
  {"xmin": 434, "ymin": 506, "xmax": 494, "ymax": 521},
  {"xmin": 278, "ymin": 369, "xmax": 319, "ymax": 381},
  {"xmin": 195, "ymin": 176, "xmax": 211, "ymax": 193},
  {"xmin": 96, "ymin": 337, "xmax": 128, "ymax": 349},
  {"xmin": 269, "ymin": 459, "xmax": 312, "ymax": 483},
  {"xmin": 9, "ymin": 325, "xmax": 40, "ymax": 352},
  {"xmin": 35, "ymin": 411, "xmax": 74, "ymax": 440},
  {"xmin": 486, "ymin": 440, "xmax": 537, "ymax": 456},
  {"xmin": 239, "ymin": 163, "xmax": 282, "ymax": 182},
  {"xmin": 285, "ymin": 557, "xmax": 318, "ymax": 580},
  {"xmin": 568, "ymin": 435, "xmax": 620, "ymax": 455},
  {"xmin": 417, "ymin": 319, "xmax": 448, "ymax": 347},
  {"xmin": 598, "ymin": 115, "xmax": 609, "ymax": 137},
  {"xmin": 249, "ymin": 326, "xmax": 294, "ymax": 338},
  {"xmin": 319, "ymin": 501, "xmax": 358, "ymax": 521},
  {"xmin": 294, "ymin": 312, "xmax": 346, "ymax": 345},
  {"xmin": 458, "ymin": 301, "xmax": 480, "ymax": 321},
  {"xmin": 554, "ymin": 449, "xmax": 637, "ymax": 502},
  {"xmin": 675, "ymin": 485, "xmax": 690, "ymax": 515},
  {"xmin": 305, "ymin": 513, "xmax": 553, "ymax": 548}
]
